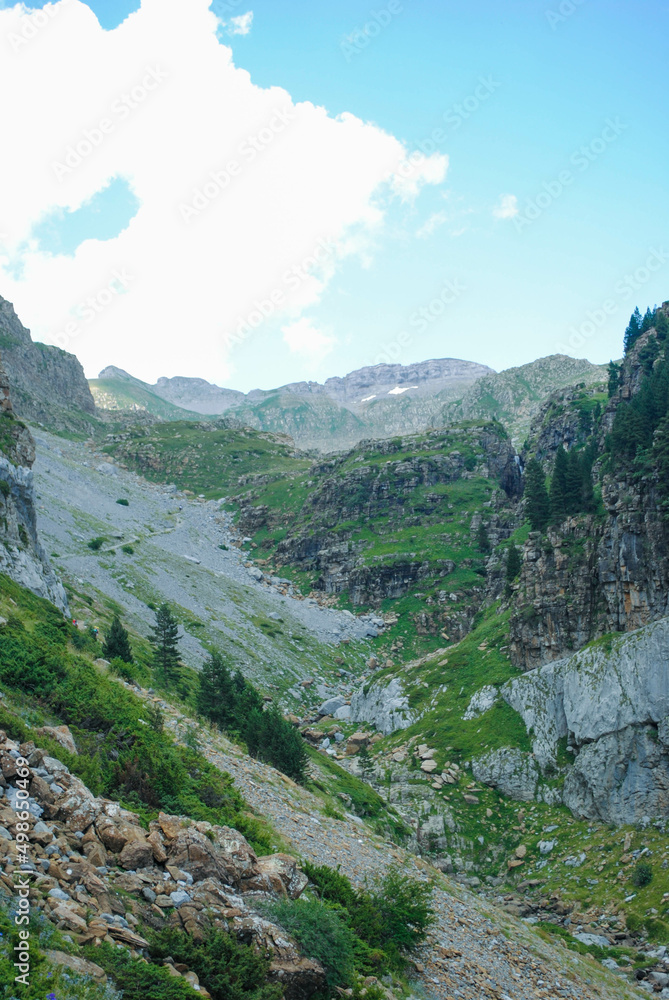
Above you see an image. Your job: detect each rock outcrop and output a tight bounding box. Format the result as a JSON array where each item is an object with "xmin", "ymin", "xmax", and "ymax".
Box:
[
  {"xmin": 349, "ymin": 676, "xmax": 417, "ymax": 734},
  {"xmin": 0, "ymin": 295, "xmax": 96, "ymax": 431},
  {"xmin": 500, "ymin": 619, "xmax": 669, "ymax": 825},
  {"xmin": 0, "ymin": 730, "xmax": 325, "ymax": 999},
  {"xmin": 0, "ymin": 351, "xmax": 67, "ymax": 611}
]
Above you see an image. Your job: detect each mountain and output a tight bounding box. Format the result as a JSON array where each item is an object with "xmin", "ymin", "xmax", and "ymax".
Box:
[
  {"xmin": 442, "ymin": 354, "xmax": 608, "ymax": 444},
  {"xmin": 0, "ymin": 294, "xmax": 96, "ymax": 431},
  {"xmin": 90, "ymin": 366, "xmax": 203, "ymax": 421},
  {"xmin": 94, "ymin": 358, "xmax": 495, "ymax": 451}
]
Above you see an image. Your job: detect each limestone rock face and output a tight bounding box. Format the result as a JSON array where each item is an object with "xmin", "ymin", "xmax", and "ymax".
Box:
[
  {"xmin": 471, "ymin": 748, "xmax": 540, "ymax": 802},
  {"xmin": 562, "ymin": 724, "xmax": 669, "ymax": 825},
  {"xmin": 349, "ymin": 676, "xmax": 417, "ymax": 735},
  {"xmin": 500, "ymin": 618, "xmax": 669, "ymax": 824},
  {"xmin": 0, "ymin": 296, "xmax": 95, "ymax": 430},
  {"xmin": 0, "ymin": 349, "xmax": 68, "ymax": 610}
]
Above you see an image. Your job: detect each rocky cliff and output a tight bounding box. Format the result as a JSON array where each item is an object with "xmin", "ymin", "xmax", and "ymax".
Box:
[
  {"xmin": 510, "ymin": 317, "xmax": 669, "ymax": 669},
  {"xmin": 502, "ymin": 619, "xmax": 669, "ymax": 825},
  {"xmin": 0, "ymin": 295, "xmax": 96, "ymax": 431},
  {"xmin": 0, "ymin": 352, "xmax": 68, "ymax": 611}
]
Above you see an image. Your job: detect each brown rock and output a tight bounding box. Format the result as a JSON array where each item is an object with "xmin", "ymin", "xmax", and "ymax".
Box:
[
  {"xmin": 119, "ymin": 838, "xmax": 154, "ymax": 870},
  {"xmin": 148, "ymin": 829, "xmax": 168, "ymax": 864},
  {"xmin": 45, "ymin": 950, "xmax": 106, "ymax": 982},
  {"xmin": 35, "ymin": 725, "xmax": 78, "ymax": 755},
  {"xmin": 245, "ymin": 854, "xmax": 308, "ymax": 899}
]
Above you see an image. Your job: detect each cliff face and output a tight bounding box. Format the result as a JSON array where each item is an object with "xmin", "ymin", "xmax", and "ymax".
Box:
[
  {"xmin": 510, "ymin": 319, "xmax": 669, "ymax": 669},
  {"xmin": 0, "ymin": 295, "xmax": 96, "ymax": 431},
  {"xmin": 0, "ymin": 352, "xmax": 67, "ymax": 611},
  {"xmin": 503, "ymin": 620, "xmax": 669, "ymax": 825}
]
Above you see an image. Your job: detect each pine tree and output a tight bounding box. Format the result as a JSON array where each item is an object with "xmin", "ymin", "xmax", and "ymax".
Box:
[
  {"xmin": 607, "ymin": 361, "xmax": 621, "ymax": 397},
  {"xmin": 476, "ymin": 522, "xmax": 490, "ymax": 553},
  {"xmin": 564, "ymin": 450, "xmax": 584, "ymax": 516},
  {"xmin": 506, "ymin": 543, "xmax": 522, "ymax": 582},
  {"xmin": 549, "ymin": 448, "xmax": 568, "ymax": 523},
  {"xmin": 523, "ymin": 459, "xmax": 550, "ymax": 532},
  {"xmin": 640, "ymin": 306, "xmax": 656, "ymax": 333},
  {"xmin": 624, "ymin": 307, "xmax": 642, "ymax": 354},
  {"xmin": 357, "ymin": 744, "xmax": 374, "ymax": 781},
  {"xmin": 244, "ymin": 705, "xmax": 308, "ymax": 783},
  {"xmin": 102, "ymin": 615, "xmax": 133, "ymax": 663},
  {"xmin": 150, "ymin": 603, "xmax": 182, "ymax": 687},
  {"xmin": 655, "ymin": 310, "xmax": 668, "ymax": 342},
  {"xmin": 197, "ymin": 651, "xmax": 235, "ymax": 729}
]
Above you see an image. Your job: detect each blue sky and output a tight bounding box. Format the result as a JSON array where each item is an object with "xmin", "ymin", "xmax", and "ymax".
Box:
[{"xmin": 4, "ymin": 0, "xmax": 669, "ymax": 389}]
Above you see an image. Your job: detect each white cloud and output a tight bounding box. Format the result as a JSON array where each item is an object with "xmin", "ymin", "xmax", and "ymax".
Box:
[
  {"xmin": 282, "ymin": 317, "xmax": 335, "ymax": 362},
  {"xmin": 416, "ymin": 210, "xmax": 448, "ymax": 239},
  {"xmin": 0, "ymin": 0, "xmax": 446, "ymax": 384},
  {"xmin": 493, "ymin": 193, "xmax": 519, "ymax": 220},
  {"xmin": 228, "ymin": 11, "xmax": 253, "ymax": 36}
]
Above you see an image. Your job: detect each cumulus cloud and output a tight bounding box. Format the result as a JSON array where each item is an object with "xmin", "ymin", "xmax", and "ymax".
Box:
[
  {"xmin": 493, "ymin": 193, "xmax": 519, "ymax": 220},
  {"xmin": 282, "ymin": 317, "xmax": 335, "ymax": 362},
  {"xmin": 0, "ymin": 0, "xmax": 446, "ymax": 384},
  {"xmin": 228, "ymin": 11, "xmax": 252, "ymax": 35}
]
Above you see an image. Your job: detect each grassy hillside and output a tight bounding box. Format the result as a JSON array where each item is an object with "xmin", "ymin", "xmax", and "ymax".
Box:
[
  {"xmin": 90, "ymin": 376, "xmax": 204, "ymax": 420},
  {"xmin": 444, "ymin": 355, "xmax": 608, "ymax": 444}
]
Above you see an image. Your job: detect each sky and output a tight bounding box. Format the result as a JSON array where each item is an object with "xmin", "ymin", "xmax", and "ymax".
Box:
[{"xmin": 0, "ymin": 0, "xmax": 667, "ymax": 391}]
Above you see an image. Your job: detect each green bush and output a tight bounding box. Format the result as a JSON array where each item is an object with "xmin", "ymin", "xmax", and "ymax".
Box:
[
  {"xmin": 303, "ymin": 862, "xmax": 435, "ymax": 973},
  {"xmin": 87, "ymin": 536, "xmax": 105, "ymax": 550},
  {"xmin": 264, "ymin": 897, "xmax": 357, "ymax": 988},
  {"xmin": 632, "ymin": 861, "xmax": 653, "ymax": 887},
  {"xmin": 89, "ymin": 942, "xmax": 199, "ymax": 998},
  {"xmin": 122, "ymin": 544, "xmax": 135, "ymax": 554},
  {"xmin": 116, "ymin": 497, "xmax": 130, "ymax": 505},
  {"xmin": 149, "ymin": 927, "xmax": 282, "ymax": 1000},
  {"xmin": 0, "ymin": 479, "xmax": 10, "ymax": 498}
]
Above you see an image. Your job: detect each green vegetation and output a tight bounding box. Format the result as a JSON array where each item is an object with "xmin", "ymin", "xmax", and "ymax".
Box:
[
  {"xmin": 197, "ymin": 650, "xmax": 308, "ymax": 782},
  {"xmin": 87, "ymin": 536, "xmax": 105, "ymax": 550},
  {"xmin": 116, "ymin": 496, "xmax": 130, "ymax": 505},
  {"xmin": 0, "ymin": 575, "xmax": 272, "ymax": 851},
  {"xmin": 151, "ymin": 601, "xmax": 183, "ymax": 687},
  {"xmin": 266, "ymin": 863, "xmax": 434, "ymax": 985},
  {"xmin": 102, "ymin": 613, "xmax": 134, "ymax": 663},
  {"xmin": 524, "ymin": 458, "xmax": 551, "ymax": 531},
  {"xmin": 147, "ymin": 928, "xmax": 282, "ymax": 1000},
  {"xmin": 632, "ymin": 861, "xmax": 654, "ymax": 888}
]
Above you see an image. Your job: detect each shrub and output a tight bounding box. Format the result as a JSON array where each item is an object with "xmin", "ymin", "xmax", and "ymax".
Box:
[
  {"xmin": 87, "ymin": 536, "xmax": 105, "ymax": 550},
  {"xmin": 632, "ymin": 861, "xmax": 653, "ymax": 887},
  {"xmin": 116, "ymin": 497, "xmax": 130, "ymax": 505},
  {"xmin": 102, "ymin": 615, "xmax": 134, "ymax": 663},
  {"xmin": 0, "ymin": 479, "xmax": 10, "ymax": 498},
  {"xmin": 89, "ymin": 942, "xmax": 199, "ymax": 998},
  {"xmin": 264, "ymin": 897, "xmax": 357, "ymax": 988},
  {"xmin": 149, "ymin": 927, "xmax": 282, "ymax": 1000},
  {"xmin": 122, "ymin": 544, "xmax": 135, "ymax": 554}
]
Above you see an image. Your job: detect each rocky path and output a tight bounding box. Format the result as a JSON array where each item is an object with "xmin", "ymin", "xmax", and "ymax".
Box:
[{"xmin": 159, "ymin": 708, "xmax": 646, "ymax": 1000}]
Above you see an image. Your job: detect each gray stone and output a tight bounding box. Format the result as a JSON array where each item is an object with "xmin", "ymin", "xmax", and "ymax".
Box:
[
  {"xmin": 463, "ymin": 685, "xmax": 499, "ymax": 721},
  {"xmin": 318, "ymin": 696, "xmax": 346, "ymax": 717},
  {"xmin": 349, "ymin": 677, "xmax": 418, "ymax": 734},
  {"xmin": 170, "ymin": 889, "xmax": 192, "ymax": 908},
  {"xmin": 48, "ymin": 888, "xmax": 71, "ymax": 901},
  {"xmin": 472, "ymin": 748, "xmax": 539, "ymax": 802},
  {"xmin": 573, "ymin": 933, "xmax": 610, "ymax": 948}
]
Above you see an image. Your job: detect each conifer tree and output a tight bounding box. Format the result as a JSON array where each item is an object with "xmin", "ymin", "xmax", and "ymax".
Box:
[
  {"xmin": 506, "ymin": 543, "xmax": 522, "ymax": 582},
  {"xmin": 564, "ymin": 450, "xmax": 584, "ymax": 516},
  {"xmin": 549, "ymin": 448, "xmax": 568, "ymax": 523},
  {"xmin": 102, "ymin": 615, "xmax": 133, "ymax": 663},
  {"xmin": 523, "ymin": 459, "xmax": 550, "ymax": 532},
  {"xmin": 624, "ymin": 307, "xmax": 642, "ymax": 354},
  {"xmin": 607, "ymin": 361, "xmax": 621, "ymax": 397},
  {"xmin": 150, "ymin": 603, "xmax": 182, "ymax": 687},
  {"xmin": 476, "ymin": 521, "xmax": 490, "ymax": 553}
]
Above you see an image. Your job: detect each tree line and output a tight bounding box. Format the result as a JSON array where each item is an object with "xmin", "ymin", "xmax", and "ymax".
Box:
[
  {"xmin": 102, "ymin": 605, "xmax": 308, "ymax": 782},
  {"xmin": 523, "ymin": 445, "xmax": 596, "ymax": 533}
]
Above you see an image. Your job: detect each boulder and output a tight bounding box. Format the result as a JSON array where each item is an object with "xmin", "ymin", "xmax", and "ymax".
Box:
[
  {"xmin": 246, "ymin": 854, "xmax": 308, "ymax": 899},
  {"xmin": 45, "ymin": 950, "xmax": 106, "ymax": 982},
  {"xmin": 35, "ymin": 725, "xmax": 78, "ymax": 755},
  {"xmin": 119, "ymin": 838, "xmax": 154, "ymax": 870}
]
